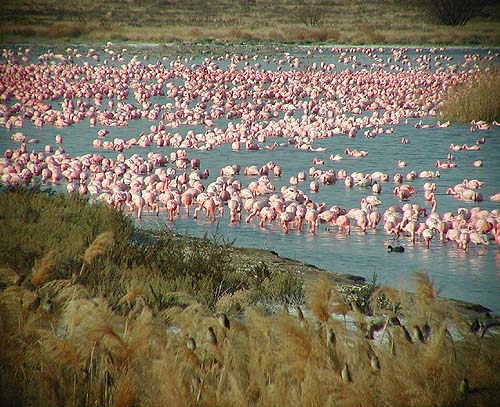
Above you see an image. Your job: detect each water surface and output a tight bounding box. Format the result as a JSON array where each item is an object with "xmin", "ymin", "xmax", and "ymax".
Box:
[{"xmin": 1, "ymin": 45, "xmax": 499, "ymax": 312}]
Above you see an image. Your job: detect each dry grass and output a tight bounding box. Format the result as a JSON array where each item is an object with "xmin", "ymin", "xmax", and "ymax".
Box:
[
  {"xmin": 0, "ymin": 0, "xmax": 499, "ymax": 46},
  {"xmin": 1, "ymin": 265, "xmax": 499, "ymax": 407},
  {"xmin": 439, "ymin": 67, "xmax": 500, "ymax": 123},
  {"xmin": 1, "ymin": 189, "xmax": 498, "ymax": 407}
]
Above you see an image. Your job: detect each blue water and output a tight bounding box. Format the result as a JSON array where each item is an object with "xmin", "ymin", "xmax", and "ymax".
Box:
[{"xmin": 1, "ymin": 45, "xmax": 499, "ymax": 313}]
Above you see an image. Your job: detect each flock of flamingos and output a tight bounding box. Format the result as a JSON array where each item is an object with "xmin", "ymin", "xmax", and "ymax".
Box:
[{"xmin": 1, "ymin": 44, "xmax": 499, "ymax": 252}]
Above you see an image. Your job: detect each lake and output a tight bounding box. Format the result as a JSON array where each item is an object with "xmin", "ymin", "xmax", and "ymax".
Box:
[{"xmin": 0, "ymin": 44, "xmax": 499, "ymax": 313}]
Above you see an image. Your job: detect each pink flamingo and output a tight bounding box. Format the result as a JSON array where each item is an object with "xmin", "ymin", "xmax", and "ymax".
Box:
[
  {"xmin": 335, "ymin": 215, "xmax": 351, "ymax": 235},
  {"xmin": 435, "ymin": 160, "xmax": 457, "ymax": 169},
  {"xmin": 305, "ymin": 208, "xmax": 319, "ymax": 234}
]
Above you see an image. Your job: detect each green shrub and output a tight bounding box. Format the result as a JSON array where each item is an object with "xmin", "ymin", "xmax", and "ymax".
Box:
[{"xmin": 0, "ymin": 186, "xmax": 132, "ymax": 278}]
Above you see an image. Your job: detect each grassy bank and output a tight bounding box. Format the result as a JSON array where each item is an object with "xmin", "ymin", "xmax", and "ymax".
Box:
[
  {"xmin": 1, "ymin": 188, "xmax": 499, "ymax": 406},
  {"xmin": 0, "ymin": 186, "xmax": 306, "ymax": 313},
  {"xmin": 1, "ymin": 0, "xmax": 499, "ymax": 46}
]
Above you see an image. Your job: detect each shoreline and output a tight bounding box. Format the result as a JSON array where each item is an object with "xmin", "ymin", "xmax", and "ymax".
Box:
[
  {"xmin": 222, "ymin": 240, "xmax": 494, "ymax": 317},
  {"xmin": 134, "ymin": 225, "xmax": 494, "ymax": 316},
  {"xmin": 1, "ymin": 40, "xmax": 500, "ymax": 54}
]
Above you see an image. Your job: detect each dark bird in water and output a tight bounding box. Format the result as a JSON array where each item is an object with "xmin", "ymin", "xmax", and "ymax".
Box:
[{"xmin": 388, "ymin": 245, "xmax": 405, "ymax": 253}]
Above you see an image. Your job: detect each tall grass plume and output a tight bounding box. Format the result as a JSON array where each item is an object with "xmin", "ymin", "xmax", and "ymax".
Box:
[
  {"xmin": 80, "ymin": 231, "xmax": 114, "ymax": 276},
  {"xmin": 31, "ymin": 250, "xmax": 55, "ymax": 287}
]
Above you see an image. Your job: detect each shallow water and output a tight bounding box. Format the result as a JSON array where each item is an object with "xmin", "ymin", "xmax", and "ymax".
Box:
[
  {"xmin": 1, "ymin": 45, "xmax": 499, "ymax": 312},
  {"xmin": 143, "ymin": 132, "xmax": 500, "ymax": 313}
]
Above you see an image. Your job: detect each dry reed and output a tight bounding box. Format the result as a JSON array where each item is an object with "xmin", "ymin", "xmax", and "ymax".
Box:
[
  {"xmin": 1, "ymin": 271, "xmax": 499, "ymax": 407},
  {"xmin": 440, "ymin": 67, "xmax": 500, "ymax": 123},
  {"xmin": 83, "ymin": 232, "xmax": 114, "ymax": 265},
  {"xmin": 80, "ymin": 231, "xmax": 114, "ymax": 277},
  {"xmin": 31, "ymin": 250, "xmax": 55, "ymax": 287}
]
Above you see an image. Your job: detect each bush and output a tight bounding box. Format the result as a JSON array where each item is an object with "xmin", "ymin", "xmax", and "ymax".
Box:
[
  {"xmin": 298, "ymin": 5, "xmax": 322, "ymax": 26},
  {"xmin": 0, "ymin": 186, "xmax": 133, "ymax": 278},
  {"xmin": 425, "ymin": 0, "xmax": 484, "ymax": 26}
]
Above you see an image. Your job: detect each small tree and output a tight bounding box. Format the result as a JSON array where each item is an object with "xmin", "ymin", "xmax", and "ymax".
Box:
[
  {"xmin": 300, "ymin": 6, "xmax": 322, "ymax": 26},
  {"xmin": 426, "ymin": 0, "xmax": 482, "ymax": 26},
  {"xmin": 297, "ymin": 0, "xmax": 336, "ymax": 26}
]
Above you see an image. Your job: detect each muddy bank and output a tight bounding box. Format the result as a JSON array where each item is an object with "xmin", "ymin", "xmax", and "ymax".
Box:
[
  {"xmin": 227, "ymin": 245, "xmax": 493, "ymax": 317},
  {"xmin": 228, "ymin": 245, "xmax": 365, "ymax": 285},
  {"xmin": 0, "ymin": 41, "xmax": 298, "ymax": 58}
]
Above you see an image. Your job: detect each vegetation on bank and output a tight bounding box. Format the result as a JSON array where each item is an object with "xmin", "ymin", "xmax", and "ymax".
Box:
[
  {"xmin": 1, "ymin": 188, "xmax": 499, "ymax": 406},
  {"xmin": 0, "ymin": 0, "xmax": 499, "ymax": 46},
  {"xmin": 0, "ymin": 187, "xmax": 304, "ymax": 313},
  {"xmin": 440, "ymin": 67, "xmax": 500, "ymax": 123}
]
